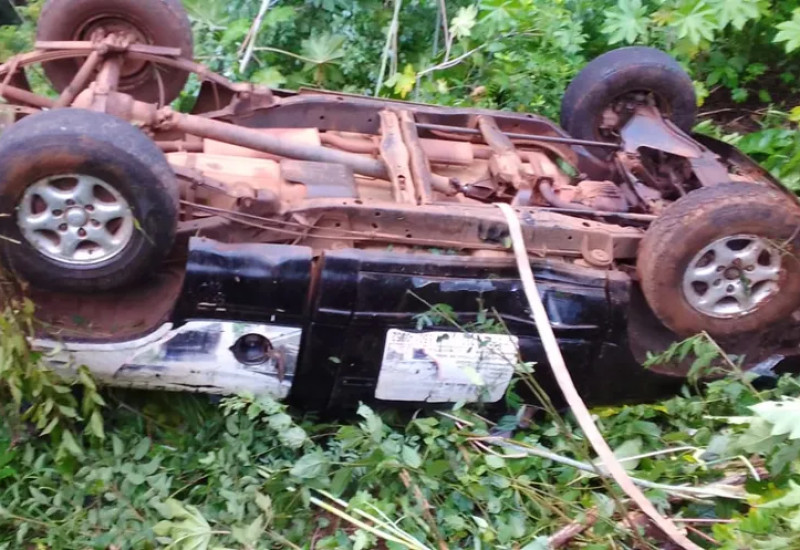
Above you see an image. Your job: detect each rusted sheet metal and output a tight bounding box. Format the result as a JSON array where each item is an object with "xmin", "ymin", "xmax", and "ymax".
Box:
[
  {"xmin": 225, "ymin": 93, "xmax": 614, "ymax": 181},
  {"xmin": 378, "ymin": 110, "xmax": 416, "ymax": 203},
  {"xmin": 619, "ymin": 106, "xmax": 730, "ymax": 187},
  {"xmin": 619, "ymin": 106, "xmax": 701, "ymax": 158},
  {"xmin": 397, "ymin": 110, "xmax": 434, "ymax": 203},
  {"xmin": 281, "ymin": 160, "xmax": 357, "ymax": 198},
  {"xmin": 290, "ymin": 198, "xmax": 643, "ymax": 259}
]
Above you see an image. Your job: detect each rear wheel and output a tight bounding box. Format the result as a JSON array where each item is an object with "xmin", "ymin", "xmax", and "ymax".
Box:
[
  {"xmin": 0, "ymin": 109, "xmax": 179, "ymax": 292},
  {"xmin": 637, "ymin": 182, "xmax": 800, "ymax": 338},
  {"xmin": 561, "ymin": 47, "xmax": 696, "ymax": 155},
  {"xmin": 36, "ymin": 0, "xmax": 194, "ymax": 105}
]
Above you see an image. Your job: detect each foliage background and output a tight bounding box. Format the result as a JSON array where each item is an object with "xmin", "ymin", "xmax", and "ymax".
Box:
[
  {"xmin": 1, "ymin": 0, "xmax": 800, "ymax": 549},
  {"xmin": 176, "ymin": 0, "xmax": 800, "ymax": 188}
]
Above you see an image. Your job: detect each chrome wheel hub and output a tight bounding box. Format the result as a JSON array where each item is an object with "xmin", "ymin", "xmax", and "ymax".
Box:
[
  {"xmin": 682, "ymin": 234, "xmax": 782, "ymax": 318},
  {"xmin": 17, "ymin": 174, "xmax": 134, "ymax": 265}
]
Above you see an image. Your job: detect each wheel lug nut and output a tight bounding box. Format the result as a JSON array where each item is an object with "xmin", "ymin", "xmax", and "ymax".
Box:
[
  {"xmin": 91, "ymin": 219, "xmax": 100, "ymax": 227},
  {"xmin": 713, "ymin": 279, "xmax": 721, "ymax": 286},
  {"xmin": 85, "ymin": 205, "xmax": 94, "ymax": 212},
  {"xmin": 727, "ymin": 285, "xmax": 735, "ymax": 293},
  {"xmin": 746, "ymin": 265, "xmax": 755, "ymax": 271},
  {"xmin": 77, "ymin": 228, "xmax": 86, "ymax": 238},
  {"xmin": 716, "ymin": 266, "xmax": 725, "ymax": 272},
  {"xmin": 66, "ymin": 199, "xmax": 75, "ymax": 206},
  {"xmin": 52, "ymin": 209, "xmax": 63, "ymax": 217},
  {"xmin": 58, "ymin": 224, "xmax": 67, "ymax": 232}
]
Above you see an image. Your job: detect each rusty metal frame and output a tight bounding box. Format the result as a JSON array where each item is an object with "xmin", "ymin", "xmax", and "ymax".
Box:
[{"xmin": 0, "ymin": 38, "xmax": 771, "ymax": 269}]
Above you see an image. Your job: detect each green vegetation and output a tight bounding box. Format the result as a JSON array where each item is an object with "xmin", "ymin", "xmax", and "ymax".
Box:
[
  {"xmin": 1, "ymin": 0, "xmax": 800, "ymax": 548},
  {"xmin": 4, "ymin": 299, "xmax": 800, "ymax": 549}
]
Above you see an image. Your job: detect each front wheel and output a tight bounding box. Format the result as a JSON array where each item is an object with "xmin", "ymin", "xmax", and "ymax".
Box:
[
  {"xmin": 637, "ymin": 182, "xmax": 800, "ymax": 338},
  {"xmin": 0, "ymin": 109, "xmax": 179, "ymax": 293}
]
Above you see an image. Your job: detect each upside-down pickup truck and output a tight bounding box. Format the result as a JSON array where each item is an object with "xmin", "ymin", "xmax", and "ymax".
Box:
[{"xmin": 1, "ymin": 0, "xmax": 798, "ymax": 411}]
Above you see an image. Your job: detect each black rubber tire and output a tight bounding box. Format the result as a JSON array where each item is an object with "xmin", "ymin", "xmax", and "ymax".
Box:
[
  {"xmin": 36, "ymin": 0, "xmax": 194, "ymax": 105},
  {"xmin": 637, "ymin": 182, "xmax": 800, "ymax": 338},
  {"xmin": 561, "ymin": 47, "xmax": 696, "ymax": 149},
  {"xmin": 0, "ymin": 109, "xmax": 179, "ymax": 292}
]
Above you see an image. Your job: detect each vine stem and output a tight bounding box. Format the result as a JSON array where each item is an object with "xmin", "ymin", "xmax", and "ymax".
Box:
[{"xmin": 375, "ymin": 0, "xmax": 403, "ymax": 96}]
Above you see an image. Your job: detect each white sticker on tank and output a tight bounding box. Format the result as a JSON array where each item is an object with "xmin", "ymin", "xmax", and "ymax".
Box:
[{"xmin": 375, "ymin": 329, "xmax": 519, "ymax": 403}]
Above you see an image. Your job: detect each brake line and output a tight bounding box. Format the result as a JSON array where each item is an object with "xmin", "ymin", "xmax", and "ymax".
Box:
[{"xmin": 495, "ymin": 202, "xmax": 702, "ymax": 550}]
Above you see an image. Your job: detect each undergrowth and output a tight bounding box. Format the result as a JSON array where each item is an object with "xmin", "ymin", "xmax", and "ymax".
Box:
[{"xmin": 2, "ymin": 300, "xmax": 800, "ymax": 549}]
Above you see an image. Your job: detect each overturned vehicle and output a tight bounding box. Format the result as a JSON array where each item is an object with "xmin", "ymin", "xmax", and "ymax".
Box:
[{"xmin": 1, "ymin": 0, "xmax": 799, "ymax": 411}]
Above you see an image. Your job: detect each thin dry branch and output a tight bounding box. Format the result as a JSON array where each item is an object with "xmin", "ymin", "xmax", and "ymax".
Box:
[
  {"xmin": 548, "ymin": 508, "xmax": 599, "ymax": 548},
  {"xmin": 239, "ymin": 0, "xmax": 272, "ymax": 73}
]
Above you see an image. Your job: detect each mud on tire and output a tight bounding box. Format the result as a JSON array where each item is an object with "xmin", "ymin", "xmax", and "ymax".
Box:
[
  {"xmin": 637, "ymin": 182, "xmax": 800, "ymax": 338},
  {"xmin": 0, "ymin": 109, "xmax": 179, "ymax": 293}
]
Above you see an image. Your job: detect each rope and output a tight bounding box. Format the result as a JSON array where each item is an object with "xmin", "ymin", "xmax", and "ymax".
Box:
[{"xmin": 494, "ymin": 202, "xmax": 702, "ymax": 550}]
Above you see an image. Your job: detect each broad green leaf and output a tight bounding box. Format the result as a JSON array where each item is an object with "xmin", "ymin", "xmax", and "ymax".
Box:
[
  {"xmin": 280, "ymin": 426, "xmax": 308, "ymax": 449},
  {"xmin": 761, "ymin": 480, "xmax": 800, "ymax": 509},
  {"xmin": 255, "ymin": 492, "xmax": 273, "ymax": 525},
  {"xmin": 267, "ymin": 412, "xmax": 292, "ymax": 431},
  {"xmin": 252, "ymin": 67, "xmax": 287, "ymax": 88},
  {"xmin": 290, "ymin": 451, "xmax": 329, "ymax": 479},
  {"xmin": 126, "ymin": 472, "xmax": 146, "ymax": 486},
  {"xmin": 671, "ymin": 0, "xmax": 718, "ymax": 46},
  {"xmin": 133, "ymin": 437, "xmax": 151, "ymax": 460},
  {"xmin": 60, "ymin": 430, "xmax": 83, "ymax": 458},
  {"xmin": 402, "ymin": 445, "xmax": 422, "ymax": 468},
  {"xmin": 88, "ymin": 410, "xmax": 105, "ymax": 440},
  {"xmin": 485, "ymin": 454, "xmax": 506, "ymax": 469},
  {"xmin": 220, "ymin": 19, "xmax": 250, "ymax": 48},
  {"xmin": 330, "ymin": 468, "xmax": 352, "ymax": 496},
  {"xmin": 352, "ymin": 529, "xmax": 369, "ymax": 550},
  {"xmin": 300, "ymin": 33, "xmax": 346, "ymax": 65},
  {"xmin": 111, "ymin": 435, "xmax": 124, "ymax": 457},
  {"xmin": 182, "ymin": 0, "xmax": 227, "ymax": 27},
  {"xmin": 520, "ymin": 537, "xmax": 550, "ymax": 550},
  {"xmin": 711, "ymin": 0, "xmax": 762, "ymax": 30},
  {"xmin": 450, "ymin": 5, "xmax": 478, "ymax": 40},
  {"xmin": 601, "ymin": 0, "xmax": 649, "ymax": 44},
  {"xmin": 263, "ymin": 6, "xmax": 295, "ymax": 27},
  {"xmin": 750, "ymin": 398, "xmax": 800, "ymax": 439},
  {"xmin": 775, "ymin": 9, "xmax": 800, "ymax": 53},
  {"xmin": 357, "ymin": 403, "xmax": 384, "ymax": 442},
  {"xmin": 384, "ymin": 64, "xmax": 417, "ymax": 98},
  {"xmin": 232, "ymin": 516, "xmax": 264, "ymax": 546}
]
